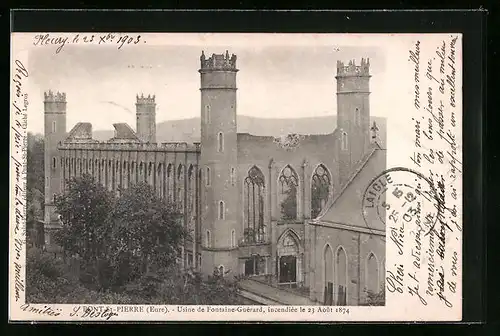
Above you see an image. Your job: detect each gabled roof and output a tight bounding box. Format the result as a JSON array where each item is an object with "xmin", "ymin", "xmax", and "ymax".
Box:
[
  {"xmin": 311, "ymin": 147, "xmax": 387, "ymax": 233},
  {"xmin": 110, "ymin": 123, "xmax": 140, "ymax": 141},
  {"xmin": 65, "ymin": 122, "xmax": 95, "ymax": 142}
]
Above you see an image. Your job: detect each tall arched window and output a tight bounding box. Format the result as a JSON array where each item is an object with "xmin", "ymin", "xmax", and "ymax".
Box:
[
  {"xmin": 130, "ymin": 161, "xmax": 136, "ymax": 185},
  {"xmin": 336, "ymin": 247, "xmax": 348, "ymax": 306},
  {"xmin": 167, "ymin": 164, "xmax": 173, "ymax": 203},
  {"xmin": 366, "ymin": 253, "xmax": 379, "ymax": 293},
  {"xmin": 324, "ymin": 244, "xmax": 334, "ymax": 305},
  {"xmin": 218, "ymin": 265, "xmax": 225, "ymax": 277},
  {"xmin": 177, "ymin": 164, "xmax": 184, "ymax": 211},
  {"xmin": 205, "ymin": 105, "xmax": 211, "ymax": 124},
  {"xmin": 157, "ymin": 163, "xmax": 163, "ymax": 198},
  {"xmin": 244, "ymin": 166, "xmax": 265, "ymax": 243},
  {"xmin": 187, "ymin": 165, "xmax": 195, "ymax": 216},
  {"xmin": 218, "ymin": 201, "xmax": 225, "ymax": 220},
  {"xmin": 52, "ymin": 121, "xmax": 56, "ymax": 133},
  {"xmin": 205, "ymin": 166, "xmax": 211, "ymax": 186},
  {"xmin": 206, "ymin": 230, "xmax": 211, "ymax": 248},
  {"xmin": 311, "ymin": 164, "xmax": 332, "ymax": 218},
  {"xmin": 341, "ymin": 131, "xmax": 348, "ymax": 151},
  {"xmin": 231, "ymin": 229, "xmax": 236, "ymax": 248},
  {"xmin": 217, "ymin": 132, "xmax": 224, "ymax": 152},
  {"xmin": 278, "ymin": 165, "xmax": 299, "ymax": 221},
  {"xmin": 381, "ymin": 258, "xmax": 386, "ymax": 289},
  {"xmin": 230, "ymin": 167, "xmax": 236, "ymax": 186},
  {"xmin": 52, "ymin": 157, "xmax": 56, "ymax": 169}
]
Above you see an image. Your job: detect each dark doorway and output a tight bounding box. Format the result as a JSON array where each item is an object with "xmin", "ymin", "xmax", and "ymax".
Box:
[
  {"xmin": 245, "ymin": 258, "xmax": 255, "ymax": 276},
  {"xmin": 245, "ymin": 256, "xmax": 261, "ymax": 276},
  {"xmin": 279, "ymin": 255, "xmax": 297, "ymax": 283}
]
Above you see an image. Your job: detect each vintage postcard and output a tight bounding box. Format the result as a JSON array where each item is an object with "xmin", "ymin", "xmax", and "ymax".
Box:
[{"xmin": 10, "ymin": 33, "xmax": 462, "ymax": 322}]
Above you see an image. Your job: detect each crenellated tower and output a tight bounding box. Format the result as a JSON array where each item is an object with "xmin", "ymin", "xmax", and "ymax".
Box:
[
  {"xmin": 199, "ymin": 50, "xmax": 239, "ymax": 276},
  {"xmin": 136, "ymin": 94, "xmax": 156, "ymax": 143},
  {"xmin": 44, "ymin": 90, "xmax": 67, "ymax": 248},
  {"xmin": 335, "ymin": 58, "xmax": 371, "ymax": 182}
]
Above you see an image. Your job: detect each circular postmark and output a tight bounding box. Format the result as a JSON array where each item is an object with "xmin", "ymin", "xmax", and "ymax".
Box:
[{"xmin": 362, "ymin": 167, "xmax": 441, "ymax": 235}]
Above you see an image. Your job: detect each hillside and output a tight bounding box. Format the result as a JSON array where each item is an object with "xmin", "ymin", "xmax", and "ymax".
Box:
[{"xmin": 92, "ymin": 115, "xmax": 387, "ymax": 145}]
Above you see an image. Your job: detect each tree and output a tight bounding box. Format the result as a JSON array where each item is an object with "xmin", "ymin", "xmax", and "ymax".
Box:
[
  {"xmin": 108, "ymin": 182, "xmax": 186, "ymax": 287},
  {"xmin": 27, "ymin": 132, "xmax": 45, "ymax": 195},
  {"xmin": 26, "ymin": 133, "xmax": 45, "ymax": 247},
  {"xmin": 44, "ymin": 177, "xmax": 240, "ymax": 304},
  {"xmin": 122, "ymin": 265, "xmax": 241, "ymax": 305},
  {"xmin": 54, "ymin": 174, "xmax": 115, "ymax": 289},
  {"xmin": 362, "ymin": 286, "xmax": 386, "ymax": 306}
]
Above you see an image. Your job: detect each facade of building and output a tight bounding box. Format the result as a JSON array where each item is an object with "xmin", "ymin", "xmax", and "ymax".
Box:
[{"xmin": 43, "ymin": 51, "xmax": 386, "ymax": 305}]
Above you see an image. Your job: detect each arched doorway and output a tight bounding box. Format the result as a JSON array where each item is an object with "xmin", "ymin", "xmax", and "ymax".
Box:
[{"xmin": 277, "ymin": 230, "xmax": 302, "ymax": 286}]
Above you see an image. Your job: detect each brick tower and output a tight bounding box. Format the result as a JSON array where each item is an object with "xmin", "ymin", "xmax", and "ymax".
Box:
[
  {"xmin": 43, "ymin": 90, "xmax": 67, "ymax": 250},
  {"xmin": 335, "ymin": 59, "xmax": 371, "ymax": 183},
  {"xmin": 136, "ymin": 94, "xmax": 156, "ymax": 143},
  {"xmin": 199, "ymin": 50, "xmax": 239, "ymax": 277}
]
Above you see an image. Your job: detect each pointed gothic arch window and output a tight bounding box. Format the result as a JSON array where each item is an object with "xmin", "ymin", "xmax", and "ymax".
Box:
[
  {"xmin": 218, "ymin": 200, "xmax": 225, "ymax": 220},
  {"xmin": 278, "ymin": 165, "xmax": 299, "ymax": 221},
  {"xmin": 336, "ymin": 247, "xmax": 348, "ymax": 306},
  {"xmin": 366, "ymin": 252, "xmax": 379, "ymax": 294},
  {"xmin": 311, "ymin": 164, "xmax": 332, "ymax": 219},
  {"xmin": 341, "ymin": 131, "xmax": 348, "ymax": 151},
  {"xmin": 244, "ymin": 166, "xmax": 265, "ymax": 243},
  {"xmin": 217, "ymin": 132, "xmax": 224, "ymax": 152}
]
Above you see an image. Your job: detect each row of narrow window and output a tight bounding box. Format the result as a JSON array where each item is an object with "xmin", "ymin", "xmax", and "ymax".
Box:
[
  {"xmin": 323, "ymin": 245, "xmax": 382, "ymax": 305},
  {"xmin": 204, "ymin": 164, "xmax": 332, "ymax": 245},
  {"xmin": 58, "ymin": 158, "xmax": 197, "ymax": 177},
  {"xmin": 205, "ymin": 229, "xmax": 236, "ymax": 249}
]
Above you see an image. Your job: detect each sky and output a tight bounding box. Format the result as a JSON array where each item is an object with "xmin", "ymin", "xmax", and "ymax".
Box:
[{"xmin": 24, "ymin": 33, "xmax": 388, "ymax": 133}]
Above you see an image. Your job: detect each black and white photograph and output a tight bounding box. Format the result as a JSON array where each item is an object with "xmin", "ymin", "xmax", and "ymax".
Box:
[{"xmin": 10, "ymin": 32, "xmax": 462, "ymax": 321}]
